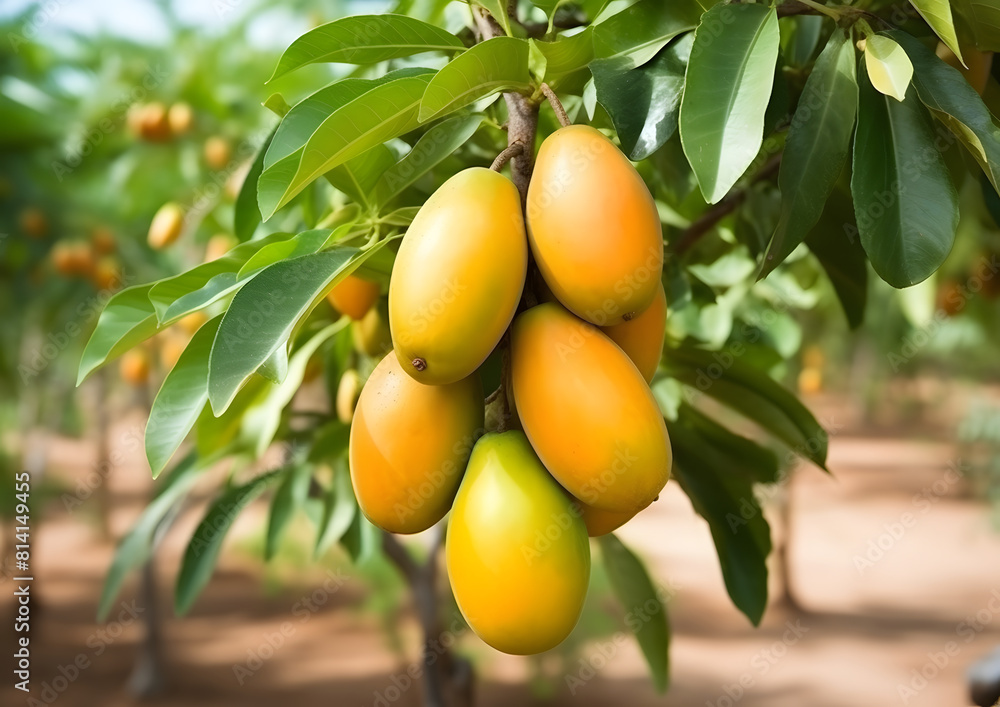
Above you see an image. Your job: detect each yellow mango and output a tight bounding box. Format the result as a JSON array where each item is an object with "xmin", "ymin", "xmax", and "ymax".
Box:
[
  {"xmin": 601, "ymin": 280, "xmax": 667, "ymax": 382},
  {"xmin": 349, "ymin": 353, "xmax": 483, "ymax": 534},
  {"xmin": 328, "ymin": 275, "xmax": 380, "ymax": 320},
  {"xmin": 389, "ymin": 167, "xmax": 527, "ymax": 384},
  {"xmin": 447, "ymin": 431, "xmax": 590, "ymax": 655},
  {"xmin": 511, "ymin": 303, "xmax": 671, "ymax": 512},
  {"xmin": 526, "ymin": 125, "xmax": 663, "ymax": 325},
  {"xmin": 576, "ymin": 499, "xmax": 645, "ymax": 537}
]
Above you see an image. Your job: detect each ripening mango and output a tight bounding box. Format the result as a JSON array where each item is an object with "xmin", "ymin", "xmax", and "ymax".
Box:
[
  {"xmin": 390, "ymin": 168, "xmax": 527, "ymax": 385},
  {"xmin": 328, "ymin": 275, "xmax": 380, "ymax": 320},
  {"xmin": 511, "ymin": 303, "xmax": 671, "ymax": 512},
  {"xmin": 352, "ymin": 300, "xmax": 392, "ymax": 357},
  {"xmin": 120, "ymin": 348, "xmax": 150, "ymax": 386},
  {"xmin": 336, "ymin": 369, "xmax": 362, "ymax": 424},
  {"xmin": 526, "ymin": 125, "xmax": 663, "ymax": 326},
  {"xmin": 601, "ymin": 280, "xmax": 667, "ymax": 382},
  {"xmin": 349, "ymin": 353, "xmax": 483, "ymax": 534},
  {"xmin": 148, "ymin": 203, "xmax": 184, "ymax": 250},
  {"xmin": 575, "ymin": 499, "xmax": 645, "ymax": 537},
  {"xmin": 447, "ymin": 431, "xmax": 590, "ymax": 655}
]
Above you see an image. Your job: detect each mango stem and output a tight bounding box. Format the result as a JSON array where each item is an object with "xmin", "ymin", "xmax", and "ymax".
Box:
[
  {"xmin": 490, "ymin": 142, "xmax": 525, "ymax": 172},
  {"xmin": 540, "ymin": 83, "xmax": 571, "ymax": 128}
]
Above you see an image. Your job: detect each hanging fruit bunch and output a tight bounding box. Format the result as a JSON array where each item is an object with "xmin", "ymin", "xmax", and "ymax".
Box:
[{"xmin": 348, "ymin": 107, "xmax": 671, "ymax": 656}]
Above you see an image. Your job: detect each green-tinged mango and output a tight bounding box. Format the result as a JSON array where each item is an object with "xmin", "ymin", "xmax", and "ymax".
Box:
[
  {"xmin": 447, "ymin": 431, "xmax": 590, "ymax": 655},
  {"xmin": 511, "ymin": 302, "xmax": 671, "ymax": 512},
  {"xmin": 526, "ymin": 125, "xmax": 663, "ymax": 325},
  {"xmin": 601, "ymin": 280, "xmax": 667, "ymax": 382},
  {"xmin": 352, "ymin": 299, "xmax": 393, "ymax": 357},
  {"xmin": 390, "ymin": 167, "xmax": 527, "ymax": 384},
  {"xmin": 349, "ymin": 353, "xmax": 483, "ymax": 534}
]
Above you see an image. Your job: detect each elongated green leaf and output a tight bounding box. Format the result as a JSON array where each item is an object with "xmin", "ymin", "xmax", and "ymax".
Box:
[
  {"xmin": 262, "ymin": 74, "xmax": 435, "ymax": 219},
  {"xmin": 952, "ymin": 0, "xmax": 1000, "ymax": 51},
  {"xmin": 592, "ymin": 34, "xmax": 691, "ymax": 161},
  {"xmin": 341, "ymin": 512, "xmax": 381, "ymax": 565},
  {"xmin": 474, "ymin": 1, "xmax": 512, "ymax": 36},
  {"xmin": 147, "ymin": 232, "xmax": 295, "ymax": 323},
  {"xmin": 679, "ymin": 4, "xmax": 780, "ymax": 204},
  {"xmin": 851, "ymin": 70, "xmax": 959, "ymax": 288},
  {"xmin": 195, "ymin": 376, "xmax": 270, "ymax": 458},
  {"xmin": 662, "ymin": 345, "xmax": 828, "ymax": 469},
  {"xmin": 530, "ymin": 27, "xmax": 595, "ymax": 90},
  {"xmin": 671, "ymin": 409, "xmax": 772, "ymax": 625},
  {"xmin": 327, "ymin": 144, "xmax": 397, "ymax": 210},
  {"xmin": 266, "ymin": 462, "xmax": 312, "ymax": 560},
  {"xmin": 98, "ymin": 453, "xmax": 201, "ymax": 621},
  {"xmin": 909, "ymin": 0, "xmax": 964, "ymax": 63},
  {"xmin": 419, "ymin": 37, "xmax": 531, "ymax": 121},
  {"xmin": 78, "ymin": 285, "xmax": 162, "ymax": 384},
  {"xmin": 315, "ymin": 458, "xmax": 357, "ymax": 558},
  {"xmin": 599, "ymin": 534, "xmax": 670, "ymax": 691},
  {"xmin": 208, "ymin": 242, "xmax": 390, "ymax": 414},
  {"xmin": 890, "ymin": 30, "xmax": 1000, "ymax": 193},
  {"xmin": 235, "ymin": 228, "xmax": 340, "ymax": 279},
  {"xmin": 234, "ymin": 125, "xmax": 278, "ymax": 242},
  {"xmin": 760, "ymin": 31, "xmax": 857, "ymax": 279},
  {"xmin": 864, "ymin": 35, "xmax": 913, "ymax": 102},
  {"xmin": 145, "ymin": 316, "xmax": 222, "ymax": 477},
  {"xmin": 677, "ymin": 403, "xmax": 779, "ymax": 483},
  {"xmin": 175, "ymin": 470, "xmax": 283, "ymax": 614},
  {"xmin": 593, "ymin": 0, "xmax": 704, "ymax": 69},
  {"xmin": 267, "ymin": 14, "xmax": 463, "ymax": 82},
  {"xmin": 805, "ymin": 191, "xmax": 868, "ymax": 330},
  {"xmin": 257, "ymin": 345, "xmax": 289, "ymax": 384},
  {"xmin": 373, "ymin": 114, "xmax": 484, "ymax": 204}
]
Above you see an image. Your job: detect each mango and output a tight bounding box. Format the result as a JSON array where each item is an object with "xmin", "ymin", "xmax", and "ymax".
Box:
[
  {"xmin": 352, "ymin": 300, "xmax": 393, "ymax": 357},
  {"xmin": 511, "ymin": 303, "xmax": 671, "ymax": 512},
  {"xmin": 601, "ymin": 280, "xmax": 667, "ymax": 382},
  {"xmin": 526, "ymin": 125, "xmax": 663, "ymax": 326},
  {"xmin": 148, "ymin": 202, "xmax": 184, "ymax": 250},
  {"xmin": 204, "ymin": 136, "xmax": 232, "ymax": 171},
  {"xmin": 576, "ymin": 499, "xmax": 644, "ymax": 537},
  {"xmin": 328, "ymin": 275, "xmax": 380, "ymax": 320},
  {"xmin": 336, "ymin": 369, "xmax": 362, "ymax": 424},
  {"xmin": 349, "ymin": 352, "xmax": 483, "ymax": 534},
  {"xmin": 389, "ymin": 167, "xmax": 527, "ymax": 385},
  {"xmin": 168, "ymin": 102, "xmax": 194, "ymax": 135},
  {"xmin": 447, "ymin": 431, "xmax": 590, "ymax": 655},
  {"xmin": 120, "ymin": 348, "xmax": 150, "ymax": 386}
]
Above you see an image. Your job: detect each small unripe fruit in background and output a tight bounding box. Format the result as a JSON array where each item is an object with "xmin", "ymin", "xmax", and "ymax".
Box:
[
  {"xmin": 336, "ymin": 369, "xmax": 362, "ymax": 424},
  {"xmin": 204, "ymin": 136, "xmax": 232, "ymax": 171},
  {"xmin": 205, "ymin": 232, "xmax": 238, "ymax": 261},
  {"xmin": 92, "ymin": 256, "xmax": 122, "ymax": 291},
  {"xmin": 328, "ymin": 275, "xmax": 380, "ymax": 320},
  {"xmin": 601, "ymin": 280, "xmax": 667, "ymax": 382},
  {"xmin": 352, "ymin": 300, "xmax": 392, "ymax": 357},
  {"xmin": 148, "ymin": 202, "xmax": 185, "ymax": 250},
  {"xmin": 178, "ymin": 311, "xmax": 208, "ymax": 335},
  {"xmin": 138, "ymin": 102, "xmax": 172, "ymax": 142},
  {"xmin": 167, "ymin": 102, "xmax": 194, "ymax": 135},
  {"xmin": 52, "ymin": 242, "xmax": 95, "ymax": 277},
  {"xmin": 19, "ymin": 207, "xmax": 48, "ymax": 238},
  {"xmin": 120, "ymin": 348, "xmax": 150, "ymax": 386},
  {"xmin": 91, "ymin": 226, "xmax": 116, "ymax": 254},
  {"xmin": 158, "ymin": 332, "xmax": 188, "ymax": 370}
]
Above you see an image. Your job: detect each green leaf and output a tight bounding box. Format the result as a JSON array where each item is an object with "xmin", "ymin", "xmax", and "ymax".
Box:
[
  {"xmin": 671, "ymin": 410, "xmax": 772, "ymax": 625},
  {"xmin": 419, "ymin": 37, "xmax": 531, "ymax": 121},
  {"xmin": 599, "ymin": 534, "xmax": 670, "ymax": 692},
  {"xmin": 315, "ymin": 458, "xmax": 357, "ymax": 558},
  {"xmin": 373, "ymin": 114, "xmax": 484, "ymax": 205},
  {"xmin": 78, "ymin": 284, "xmax": 162, "ymax": 385},
  {"xmin": 194, "ymin": 376, "xmax": 270, "ymax": 458},
  {"xmin": 662, "ymin": 345, "xmax": 828, "ymax": 469},
  {"xmin": 676, "ymin": 403, "xmax": 779, "ymax": 483},
  {"xmin": 98, "ymin": 453, "xmax": 201, "ymax": 621},
  {"xmin": 147, "ymin": 232, "xmax": 296, "ymax": 323},
  {"xmin": 783, "ymin": 14, "xmax": 823, "ymax": 67},
  {"xmin": 257, "ymin": 345, "xmax": 289, "ymax": 384},
  {"xmin": 308, "ymin": 420, "xmax": 352, "ymax": 464},
  {"xmin": 379, "ymin": 206, "xmax": 422, "ymax": 226},
  {"xmin": 235, "ymin": 228, "xmax": 340, "ymax": 279},
  {"xmin": 851, "ymin": 69, "xmax": 959, "ymax": 288},
  {"xmin": 327, "ymin": 144, "xmax": 397, "ymax": 211},
  {"xmin": 234, "ymin": 124, "xmax": 278, "ymax": 242},
  {"xmin": 909, "ymin": 0, "xmax": 964, "ymax": 63},
  {"xmin": 679, "ymin": 4, "xmax": 780, "ymax": 204},
  {"xmin": 805, "ymin": 191, "xmax": 868, "ymax": 330},
  {"xmin": 267, "ymin": 14, "xmax": 463, "ymax": 82},
  {"xmin": 341, "ymin": 512, "xmax": 381, "ymax": 565},
  {"xmin": 591, "ymin": 34, "xmax": 691, "ymax": 161},
  {"xmin": 593, "ymin": 0, "xmax": 704, "ymax": 69},
  {"xmin": 266, "ymin": 462, "xmax": 312, "ymax": 561},
  {"xmin": 952, "ymin": 0, "xmax": 1000, "ymax": 51},
  {"xmin": 864, "ymin": 35, "xmax": 913, "ymax": 103},
  {"xmin": 208, "ymin": 243, "xmax": 390, "ymax": 414},
  {"xmin": 145, "ymin": 316, "xmax": 222, "ymax": 478},
  {"xmin": 760, "ymin": 30, "xmax": 857, "ymax": 279},
  {"xmin": 261, "ymin": 74, "xmax": 435, "ymax": 219},
  {"xmin": 474, "ymin": 1, "xmax": 513, "ymax": 36},
  {"xmin": 530, "ymin": 27, "xmax": 596, "ymax": 90},
  {"xmin": 175, "ymin": 469, "xmax": 283, "ymax": 614},
  {"xmin": 890, "ymin": 29, "xmax": 1000, "ymax": 193}
]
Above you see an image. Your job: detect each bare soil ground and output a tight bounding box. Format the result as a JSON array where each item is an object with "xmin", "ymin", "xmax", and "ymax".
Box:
[{"xmin": 2, "ymin": 393, "xmax": 1000, "ymax": 707}]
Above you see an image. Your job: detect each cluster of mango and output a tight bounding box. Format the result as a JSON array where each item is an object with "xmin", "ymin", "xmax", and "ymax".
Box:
[{"xmin": 348, "ymin": 125, "xmax": 671, "ymax": 655}]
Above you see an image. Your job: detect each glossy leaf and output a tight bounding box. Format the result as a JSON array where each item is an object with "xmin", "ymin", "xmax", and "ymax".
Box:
[
  {"xmin": 592, "ymin": 0, "xmax": 704, "ymax": 69},
  {"xmin": 530, "ymin": 27, "xmax": 595, "ymax": 89},
  {"xmin": 864, "ymin": 35, "xmax": 913, "ymax": 102},
  {"xmin": 952, "ymin": 0, "xmax": 1000, "ymax": 51},
  {"xmin": 474, "ymin": 1, "xmax": 512, "ymax": 36},
  {"xmin": 235, "ymin": 228, "xmax": 340, "ymax": 279},
  {"xmin": 890, "ymin": 29, "xmax": 1000, "ymax": 193},
  {"xmin": 327, "ymin": 144, "xmax": 397, "ymax": 210},
  {"xmin": 419, "ymin": 37, "xmax": 531, "ymax": 121},
  {"xmin": 78, "ymin": 285, "xmax": 162, "ymax": 384},
  {"xmin": 257, "ymin": 345, "xmax": 289, "ymax": 384},
  {"xmin": 373, "ymin": 114, "xmax": 484, "ymax": 204},
  {"xmin": 599, "ymin": 534, "xmax": 670, "ymax": 692},
  {"xmin": 98, "ymin": 453, "xmax": 200, "ymax": 621},
  {"xmin": 175, "ymin": 469, "xmax": 283, "ymax": 614},
  {"xmin": 805, "ymin": 192, "xmax": 868, "ymax": 330},
  {"xmin": 234, "ymin": 124, "xmax": 277, "ymax": 242},
  {"xmin": 266, "ymin": 462, "xmax": 312, "ymax": 560},
  {"xmin": 145, "ymin": 316, "xmax": 222, "ymax": 477},
  {"xmin": 267, "ymin": 14, "xmax": 463, "ymax": 82},
  {"xmin": 851, "ymin": 70, "xmax": 959, "ymax": 288},
  {"xmin": 677, "ymin": 403, "xmax": 779, "ymax": 483},
  {"xmin": 760, "ymin": 31, "xmax": 857, "ymax": 279},
  {"xmin": 909, "ymin": 0, "xmax": 964, "ymax": 63},
  {"xmin": 679, "ymin": 4, "xmax": 780, "ymax": 204},
  {"xmin": 592, "ymin": 34, "xmax": 691, "ymax": 161}
]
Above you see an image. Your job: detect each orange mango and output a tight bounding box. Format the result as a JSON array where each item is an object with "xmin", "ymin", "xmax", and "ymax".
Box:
[
  {"xmin": 328, "ymin": 275, "xmax": 380, "ymax": 320},
  {"xmin": 601, "ymin": 280, "xmax": 667, "ymax": 382}
]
